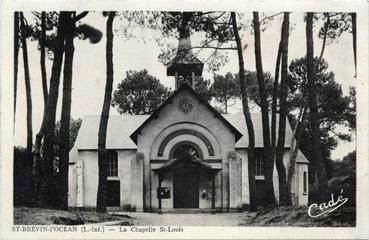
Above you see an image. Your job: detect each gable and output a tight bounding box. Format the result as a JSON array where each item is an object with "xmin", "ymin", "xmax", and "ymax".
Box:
[{"xmin": 130, "ymin": 85, "xmax": 242, "ymax": 143}]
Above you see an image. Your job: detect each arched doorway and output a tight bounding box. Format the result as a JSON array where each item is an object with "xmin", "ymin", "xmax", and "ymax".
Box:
[{"xmin": 172, "ymin": 144, "xmax": 200, "ymax": 208}]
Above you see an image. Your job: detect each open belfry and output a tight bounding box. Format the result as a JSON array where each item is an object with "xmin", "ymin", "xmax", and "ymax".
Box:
[{"xmin": 68, "ymin": 23, "xmax": 309, "ymax": 212}]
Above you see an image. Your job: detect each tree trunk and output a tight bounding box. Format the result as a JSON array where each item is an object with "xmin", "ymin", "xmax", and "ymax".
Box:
[
  {"xmin": 224, "ymin": 95, "xmax": 228, "ymax": 114},
  {"xmin": 275, "ymin": 12, "xmax": 290, "ymax": 206},
  {"xmin": 252, "ymin": 12, "xmax": 276, "ymax": 207},
  {"xmin": 31, "ymin": 13, "xmax": 48, "ymax": 196},
  {"xmin": 271, "ymin": 41, "xmax": 282, "ymax": 159},
  {"xmin": 318, "ymin": 13, "xmax": 329, "ymax": 62},
  {"xmin": 306, "ymin": 12, "xmax": 328, "ymax": 201},
  {"xmin": 14, "ymin": 12, "xmax": 20, "ymax": 127},
  {"xmin": 58, "ymin": 12, "xmax": 75, "ymax": 209},
  {"xmin": 231, "ymin": 12, "xmax": 257, "ymax": 211},
  {"xmin": 287, "ymin": 107, "xmax": 307, "ymax": 204},
  {"xmin": 36, "ymin": 12, "xmax": 67, "ymax": 206},
  {"xmin": 96, "ymin": 12, "xmax": 115, "ymax": 213},
  {"xmin": 40, "ymin": 11, "xmax": 48, "ymax": 105},
  {"xmin": 351, "ymin": 13, "xmax": 357, "ymax": 77},
  {"xmin": 20, "ymin": 13, "xmax": 33, "ymax": 169}
]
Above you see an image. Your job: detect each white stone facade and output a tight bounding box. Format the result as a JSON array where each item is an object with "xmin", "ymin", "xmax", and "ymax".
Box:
[{"xmin": 68, "ymin": 87, "xmax": 309, "ymax": 211}]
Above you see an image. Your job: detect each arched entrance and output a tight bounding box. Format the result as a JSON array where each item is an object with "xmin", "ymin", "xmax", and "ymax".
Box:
[
  {"xmin": 153, "ymin": 142, "xmax": 220, "ymax": 210},
  {"xmin": 172, "ymin": 144, "xmax": 200, "ymax": 208}
]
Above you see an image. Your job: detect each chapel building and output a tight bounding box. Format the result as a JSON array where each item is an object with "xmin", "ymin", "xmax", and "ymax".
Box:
[{"xmin": 68, "ymin": 33, "xmax": 309, "ymax": 212}]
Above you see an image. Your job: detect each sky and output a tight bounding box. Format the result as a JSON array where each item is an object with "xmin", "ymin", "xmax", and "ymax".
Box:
[{"xmin": 14, "ymin": 11, "xmax": 356, "ymax": 160}]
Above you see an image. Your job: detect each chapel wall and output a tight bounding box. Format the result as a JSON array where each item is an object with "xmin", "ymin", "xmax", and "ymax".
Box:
[
  {"xmin": 117, "ymin": 150, "xmax": 136, "ymax": 209},
  {"xmin": 68, "ymin": 163, "xmax": 77, "ymax": 207},
  {"xmin": 136, "ymin": 90, "xmax": 236, "ymax": 211},
  {"xmin": 236, "ymin": 148, "xmax": 309, "ymax": 207},
  {"xmin": 78, "ymin": 151, "xmax": 98, "ymax": 207},
  {"xmin": 70, "ymin": 149, "xmax": 136, "ymax": 208}
]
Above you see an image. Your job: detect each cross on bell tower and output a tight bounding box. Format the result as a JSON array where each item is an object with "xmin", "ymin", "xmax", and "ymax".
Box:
[{"xmin": 166, "ymin": 15, "xmax": 204, "ymax": 90}]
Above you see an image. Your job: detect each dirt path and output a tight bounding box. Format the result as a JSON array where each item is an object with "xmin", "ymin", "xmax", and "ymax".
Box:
[{"xmin": 124, "ymin": 212, "xmax": 255, "ymax": 226}]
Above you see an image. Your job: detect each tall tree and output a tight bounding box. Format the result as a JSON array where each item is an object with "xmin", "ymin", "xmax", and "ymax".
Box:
[
  {"xmin": 54, "ymin": 118, "xmax": 82, "ymax": 155},
  {"xmin": 318, "ymin": 13, "xmax": 329, "ymax": 61},
  {"xmin": 275, "ymin": 12, "xmax": 290, "ymax": 205},
  {"xmin": 211, "ymin": 72, "xmax": 239, "ymax": 113},
  {"xmin": 231, "ymin": 12, "xmax": 257, "ymax": 211},
  {"xmin": 252, "ymin": 12, "xmax": 276, "ymax": 207},
  {"xmin": 271, "ymin": 37, "xmax": 282, "ymax": 187},
  {"xmin": 34, "ymin": 12, "xmax": 68, "ymax": 206},
  {"xmin": 40, "ymin": 11, "xmax": 48, "ymax": 105},
  {"xmin": 26, "ymin": 12, "xmax": 59, "ymax": 194},
  {"xmin": 14, "ymin": 12, "xmax": 20, "ymax": 127},
  {"xmin": 306, "ymin": 12, "xmax": 328, "ymax": 200},
  {"xmin": 350, "ymin": 13, "xmax": 356, "ymax": 77},
  {"xmin": 112, "ymin": 70, "xmax": 171, "ymax": 115},
  {"xmin": 235, "ymin": 71, "xmax": 274, "ymax": 107},
  {"xmin": 20, "ymin": 12, "xmax": 33, "ymax": 169},
  {"xmin": 33, "ymin": 11, "xmax": 101, "ymax": 206},
  {"xmin": 58, "ymin": 11, "xmax": 101, "ymax": 208},
  {"xmin": 288, "ymin": 57, "xmax": 355, "ymax": 185},
  {"xmin": 316, "ymin": 13, "xmax": 355, "ymax": 75},
  {"xmin": 194, "ymin": 77, "xmax": 213, "ymax": 103},
  {"xmin": 58, "ymin": 12, "xmax": 76, "ymax": 209},
  {"xmin": 96, "ymin": 11, "xmax": 116, "ymax": 213}
]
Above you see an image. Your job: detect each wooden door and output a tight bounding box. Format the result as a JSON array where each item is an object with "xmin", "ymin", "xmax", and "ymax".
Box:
[{"xmin": 173, "ymin": 167, "xmax": 199, "ymax": 208}]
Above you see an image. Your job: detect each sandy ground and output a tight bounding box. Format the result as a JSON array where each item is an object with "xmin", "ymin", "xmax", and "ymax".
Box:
[
  {"xmin": 125, "ymin": 206, "xmax": 355, "ymax": 227},
  {"xmin": 125, "ymin": 212, "xmax": 256, "ymax": 226},
  {"xmin": 14, "ymin": 207, "xmax": 134, "ymax": 225},
  {"xmin": 14, "ymin": 206, "xmax": 355, "ymax": 227},
  {"xmin": 239, "ymin": 206, "xmax": 356, "ymax": 227}
]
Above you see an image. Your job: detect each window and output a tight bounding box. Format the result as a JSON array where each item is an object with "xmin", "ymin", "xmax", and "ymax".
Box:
[
  {"xmin": 303, "ymin": 171, "xmax": 307, "ymax": 194},
  {"xmin": 172, "ymin": 143, "xmax": 200, "ymax": 159},
  {"xmin": 106, "ymin": 150, "xmax": 118, "ymax": 177},
  {"xmin": 255, "ymin": 148, "xmax": 265, "ymax": 177}
]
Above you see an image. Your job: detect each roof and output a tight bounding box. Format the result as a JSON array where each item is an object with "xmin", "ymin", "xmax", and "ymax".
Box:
[
  {"xmin": 130, "ymin": 85, "xmax": 243, "ymax": 144},
  {"xmin": 152, "ymin": 157, "xmax": 220, "ymax": 175},
  {"xmin": 74, "ymin": 113, "xmax": 297, "ymax": 150},
  {"xmin": 223, "ymin": 113, "xmax": 294, "ymax": 148},
  {"xmin": 328, "ymin": 175, "xmax": 353, "ymax": 187},
  {"xmin": 166, "ymin": 36, "xmax": 204, "ymax": 76},
  {"xmin": 75, "ymin": 114, "xmax": 148, "ymax": 150}
]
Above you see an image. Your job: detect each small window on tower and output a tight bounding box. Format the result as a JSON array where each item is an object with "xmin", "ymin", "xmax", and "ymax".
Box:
[
  {"xmin": 178, "ymin": 74, "xmax": 192, "ymax": 87},
  {"xmin": 106, "ymin": 150, "xmax": 118, "ymax": 177}
]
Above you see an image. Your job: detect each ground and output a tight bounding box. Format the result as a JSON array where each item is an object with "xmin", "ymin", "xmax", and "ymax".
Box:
[
  {"xmin": 126, "ymin": 212, "xmax": 253, "ymax": 226},
  {"xmin": 239, "ymin": 206, "xmax": 356, "ymax": 227},
  {"xmin": 14, "ymin": 207, "xmax": 134, "ymax": 225},
  {"xmin": 14, "ymin": 206, "xmax": 355, "ymax": 227}
]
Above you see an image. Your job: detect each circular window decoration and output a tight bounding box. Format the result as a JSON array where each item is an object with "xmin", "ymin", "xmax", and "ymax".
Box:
[{"xmin": 178, "ymin": 97, "xmax": 193, "ymax": 113}]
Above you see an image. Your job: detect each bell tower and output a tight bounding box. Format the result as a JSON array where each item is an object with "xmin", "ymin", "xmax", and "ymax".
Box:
[{"xmin": 166, "ymin": 19, "xmax": 204, "ymax": 90}]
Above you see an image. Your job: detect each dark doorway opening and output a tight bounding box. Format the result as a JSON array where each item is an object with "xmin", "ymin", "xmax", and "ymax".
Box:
[
  {"xmin": 172, "ymin": 144, "xmax": 200, "ymax": 208},
  {"xmin": 255, "ymin": 180, "xmax": 267, "ymax": 207},
  {"xmin": 173, "ymin": 167, "xmax": 199, "ymax": 208},
  {"xmin": 107, "ymin": 180, "xmax": 120, "ymax": 207}
]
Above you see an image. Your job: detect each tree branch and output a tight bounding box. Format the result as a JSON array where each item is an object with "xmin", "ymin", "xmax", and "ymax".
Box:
[
  {"xmin": 31, "ymin": 11, "xmax": 41, "ymax": 18},
  {"xmin": 260, "ymin": 12, "xmax": 284, "ymax": 24},
  {"xmin": 210, "ymin": 12, "xmax": 226, "ymax": 21},
  {"xmin": 72, "ymin": 11, "xmax": 88, "ymax": 22},
  {"xmin": 191, "ymin": 46, "xmax": 236, "ymax": 50}
]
